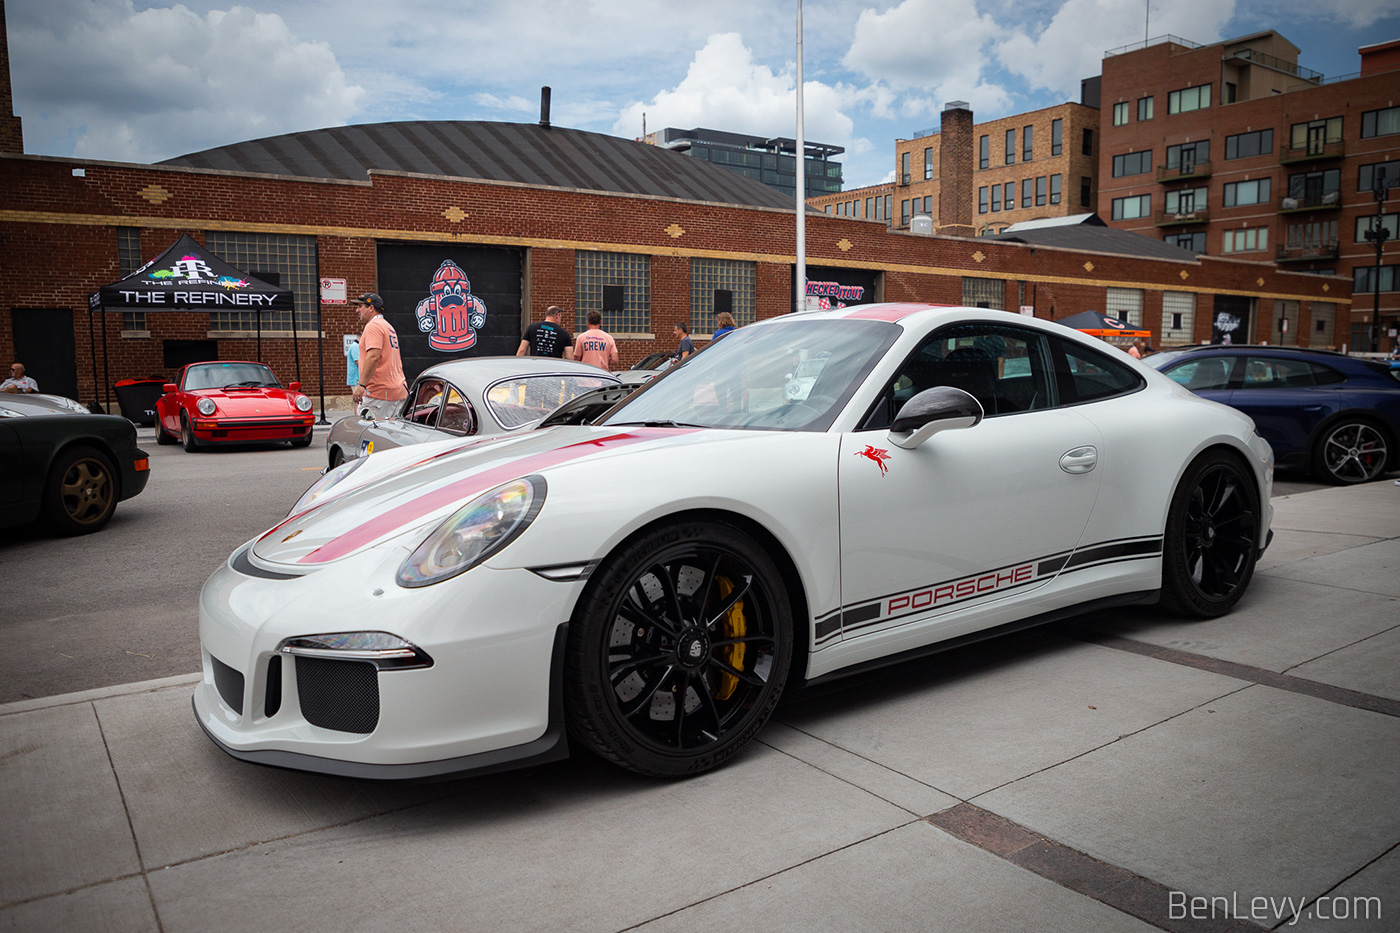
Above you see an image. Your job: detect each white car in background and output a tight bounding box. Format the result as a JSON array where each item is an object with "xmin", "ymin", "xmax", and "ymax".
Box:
[{"xmin": 195, "ymin": 304, "xmax": 1274, "ymax": 782}]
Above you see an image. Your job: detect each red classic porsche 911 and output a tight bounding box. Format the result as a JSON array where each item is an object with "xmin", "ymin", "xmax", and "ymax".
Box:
[{"xmin": 154, "ymin": 361, "xmax": 315, "ymax": 451}]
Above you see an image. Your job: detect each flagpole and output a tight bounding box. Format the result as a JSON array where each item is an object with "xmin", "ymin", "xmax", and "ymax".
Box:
[{"xmin": 795, "ymin": 0, "xmax": 806, "ymax": 313}]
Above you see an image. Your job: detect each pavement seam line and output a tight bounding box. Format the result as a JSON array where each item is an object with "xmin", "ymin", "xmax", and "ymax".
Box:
[
  {"xmin": 1278, "ymin": 620, "xmax": 1400, "ymax": 678},
  {"xmin": 90, "ymin": 701, "xmax": 166, "ymax": 933},
  {"xmin": 1083, "ymin": 633, "xmax": 1400, "ymax": 718},
  {"xmin": 1254, "ymin": 567, "xmax": 1400, "ymax": 600},
  {"xmin": 612, "ymin": 822, "xmax": 920, "ymax": 932},
  {"xmin": 1270, "ymin": 839, "xmax": 1400, "ymax": 932},
  {"xmin": 925, "ymin": 803, "xmax": 1268, "ymax": 933}
]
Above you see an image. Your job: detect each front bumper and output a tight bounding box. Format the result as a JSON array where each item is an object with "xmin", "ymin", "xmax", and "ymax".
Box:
[
  {"xmin": 118, "ymin": 445, "xmax": 150, "ymax": 501},
  {"xmin": 193, "ymin": 543, "xmax": 577, "ymax": 779},
  {"xmin": 194, "ymin": 416, "xmax": 314, "ymax": 443}
]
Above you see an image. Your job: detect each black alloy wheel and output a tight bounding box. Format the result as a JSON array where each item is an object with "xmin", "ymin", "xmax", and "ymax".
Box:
[
  {"xmin": 42, "ymin": 446, "xmax": 118, "ymax": 535},
  {"xmin": 565, "ymin": 521, "xmax": 792, "ymax": 777},
  {"xmin": 1315, "ymin": 419, "xmax": 1389, "ymax": 485},
  {"xmin": 1160, "ymin": 450, "xmax": 1260, "ymax": 617}
]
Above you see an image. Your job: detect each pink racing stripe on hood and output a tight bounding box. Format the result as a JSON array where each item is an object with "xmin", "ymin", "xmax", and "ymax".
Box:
[{"xmin": 291, "ymin": 429, "xmax": 693, "ymax": 564}]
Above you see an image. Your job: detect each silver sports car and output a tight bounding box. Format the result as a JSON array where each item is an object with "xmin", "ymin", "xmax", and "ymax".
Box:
[{"xmin": 326, "ymin": 356, "xmax": 618, "ymax": 468}]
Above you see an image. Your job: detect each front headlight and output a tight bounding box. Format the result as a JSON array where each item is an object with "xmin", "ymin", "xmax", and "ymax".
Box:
[
  {"xmin": 295, "ymin": 395, "xmax": 312, "ymax": 412},
  {"xmin": 289, "ymin": 456, "xmax": 367, "ymax": 515},
  {"xmin": 197, "ymin": 397, "xmax": 217, "ymax": 416},
  {"xmin": 397, "ymin": 476, "xmax": 546, "ymax": 588}
]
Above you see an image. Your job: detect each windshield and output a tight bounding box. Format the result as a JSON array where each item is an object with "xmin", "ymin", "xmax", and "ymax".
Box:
[
  {"xmin": 185, "ymin": 362, "xmax": 280, "ymax": 390},
  {"xmin": 486, "ymin": 374, "xmax": 616, "ymax": 428},
  {"xmin": 602, "ymin": 319, "xmax": 898, "ymax": 431}
]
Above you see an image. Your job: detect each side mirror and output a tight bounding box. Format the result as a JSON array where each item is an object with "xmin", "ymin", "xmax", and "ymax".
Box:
[
  {"xmin": 162, "ymin": 383, "xmax": 177, "ymax": 395},
  {"xmin": 888, "ymin": 386, "xmax": 983, "ymax": 450},
  {"xmin": 288, "ymin": 381, "xmax": 302, "ymax": 392}
]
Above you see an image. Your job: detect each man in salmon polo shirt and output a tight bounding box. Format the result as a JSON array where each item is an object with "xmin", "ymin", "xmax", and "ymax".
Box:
[
  {"xmin": 350, "ymin": 292, "xmax": 408, "ymax": 420},
  {"xmin": 574, "ymin": 311, "xmax": 619, "ymax": 370}
]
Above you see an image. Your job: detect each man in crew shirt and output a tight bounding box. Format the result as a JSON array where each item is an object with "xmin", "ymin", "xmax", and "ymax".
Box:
[
  {"xmin": 350, "ymin": 292, "xmax": 408, "ymax": 420},
  {"xmin": 574, "ymin": 311, "xmax": 618, "ymax": 371},
  {"xmin": 517, "ymin": 305, "xmax": 574, "ymax": 360}
]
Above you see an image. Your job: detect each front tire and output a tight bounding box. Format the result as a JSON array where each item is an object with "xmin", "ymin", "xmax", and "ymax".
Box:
[
  {"xmin": 42, "ymin": 446, "xmax": 118, "ymax": 535},
  {"xmin": 565, "ymin": 521, "xmax": 793, "ymax": 777},
  {"xmin": 1313, "ymin": 419, "xmax": 1389, "ymax": 485},
  {"xmin": 1160, "ymin": 450, "xmax": 1260, "ymax": 618},
  {"xmin": 180, "ymin": 413, "xmax": 201, "ymax": 452},
  {"xmin": 290, "ymin": 432, "xmax": 313, "ymax": 448}
]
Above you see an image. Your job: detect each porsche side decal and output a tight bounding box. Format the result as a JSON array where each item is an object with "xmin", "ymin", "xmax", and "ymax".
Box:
[{"xmin": 822, "ymin": 535, "xmax": 1162, "ymax": 643}]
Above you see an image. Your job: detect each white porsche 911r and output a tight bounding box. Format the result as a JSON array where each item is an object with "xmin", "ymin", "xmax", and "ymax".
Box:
[{"xmin": 194, "ymin": 304, "xmax": 1274, "ymax": 779}]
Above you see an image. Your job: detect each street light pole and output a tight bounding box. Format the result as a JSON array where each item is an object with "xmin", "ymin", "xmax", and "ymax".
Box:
[{"xmin": 1363, "ymin": 168, "xmax": 1395, "ymax": 353}]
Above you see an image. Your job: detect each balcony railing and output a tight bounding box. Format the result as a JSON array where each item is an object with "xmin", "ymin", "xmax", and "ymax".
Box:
[
  {"xmin": 1279, "ymin": 140, "xmax": 1345, "ymax": 164},
  {"xmin": 1277, "ymin": 191, "xmax": 1342, "ymax": 212},
  {"xmin": 1275, "ymin": 241, "xmax": 1340, "ymax": 263},
  {"xmin": 1158, "ymin": 160, "xmax": 1212, "ymax": 183},
  {"xmin": 1155, "ymin": 209, "xmax": 1210, "ymax": 227},
  {"xmin": 1226, "ymin": 48, "xmax": 1323, "ymax": 84}
]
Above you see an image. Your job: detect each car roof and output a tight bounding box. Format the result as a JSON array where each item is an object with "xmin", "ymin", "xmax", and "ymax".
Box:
[{"xmin": 1155, "ymin": 344, "xmax": 1348, "ymax": 358}]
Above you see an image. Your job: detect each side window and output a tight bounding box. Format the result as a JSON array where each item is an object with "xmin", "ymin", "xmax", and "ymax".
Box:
[
  {"xmin": 438, "ymin": 385, "xmax": 476, "ymax": 435},
  {"xmin": 1050, "ymin": 337, "xmax": 1146, "ymax": 403},
  {"xmin": 1164, "ymin": 358, "xmax": 1235, "ymax": 391},
  {"xmin": 406, "ymin": 379, "xmax": 445, "ymax": 426},
  {"xmin": 860, "ymin": 324, "xmax": 1053, "ymax": 429},
  {"xmin": 1240, "ymin": 357, "xmax": 1343, "ymax": 389}
]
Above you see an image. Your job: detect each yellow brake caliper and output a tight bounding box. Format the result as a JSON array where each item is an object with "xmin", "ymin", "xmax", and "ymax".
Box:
[{"xmin": 715, "ymin": 577, "xmax": 747, "ymax": 701}]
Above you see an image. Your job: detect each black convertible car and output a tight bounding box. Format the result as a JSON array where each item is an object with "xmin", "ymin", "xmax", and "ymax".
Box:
[{"xmin": 0, "ymin": 394, "xmax": 151, "ymax": 535}]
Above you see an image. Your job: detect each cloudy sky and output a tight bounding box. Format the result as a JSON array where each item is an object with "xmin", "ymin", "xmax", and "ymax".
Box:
[{"xmin": 8, "ymin": 0, "xmax": 1399, "ymax": 189}]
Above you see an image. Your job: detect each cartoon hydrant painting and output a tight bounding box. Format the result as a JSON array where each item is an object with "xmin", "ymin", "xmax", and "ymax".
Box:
[{"xmin": 416, "ymin": 260, "xmax": 488, "ymax": 352}]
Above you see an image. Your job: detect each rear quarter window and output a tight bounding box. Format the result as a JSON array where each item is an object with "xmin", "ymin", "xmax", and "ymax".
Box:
[{"xmin": 1051, "ymin": 336, "xmax": 1145, "ymax": 403}]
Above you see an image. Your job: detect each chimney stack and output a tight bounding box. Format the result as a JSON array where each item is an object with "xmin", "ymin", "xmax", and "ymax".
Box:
[
  {"xmin": 938, "ymin": 101, "xmax": 974, "ymax": 237},
  {"xmin": 540, "ymin": 87, "xmax": 551, "ymax": 128}
]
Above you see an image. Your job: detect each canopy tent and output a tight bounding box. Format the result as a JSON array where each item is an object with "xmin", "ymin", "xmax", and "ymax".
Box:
[
  {"xmin": 1056, "ymin": 309, "xmax": 1150, "ymax": 347},
  {"xmin": 86, "ymin": 234, "xmax": 321, "ymax": 414}
]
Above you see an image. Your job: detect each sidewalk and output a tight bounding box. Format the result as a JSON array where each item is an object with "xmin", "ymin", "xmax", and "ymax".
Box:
[{"xmin": 2, "ymin": 482, "xmax": 1396, "ymax": 932}]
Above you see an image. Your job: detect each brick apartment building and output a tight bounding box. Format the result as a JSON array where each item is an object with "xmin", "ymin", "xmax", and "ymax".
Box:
[
  {"xmin": 808, "ymin": 101, "xmax": 1100, "ymax": 238},
  {"xmin": 1098, "ymin": 31, "xmax": 1400, "ymax": 351}
]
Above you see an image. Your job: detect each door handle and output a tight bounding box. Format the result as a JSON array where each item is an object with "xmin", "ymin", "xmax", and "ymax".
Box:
[{"xmin": 1059, "ymin": 446, "xmax": 1098, "ymax": 474}]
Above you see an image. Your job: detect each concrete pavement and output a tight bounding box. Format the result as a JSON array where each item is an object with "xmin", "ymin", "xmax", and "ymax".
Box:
[{"xmin": 2, "ymin": 481, "xmax": 1396, "ymax": 932}]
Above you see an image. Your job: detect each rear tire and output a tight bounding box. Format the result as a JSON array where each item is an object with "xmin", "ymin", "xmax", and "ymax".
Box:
[
  {"xmin": 565, "ymin": 521, "xmax": 792, "ymax": 777},
  {"xmin": 154, "ymin": 419, "xmax": 175, "ymax": 445},
  {"xmin": 1313, "ymin": 418, "xmax": 1389, "ymax": 485},
  {"xmin": 1160, "ymin": 450, "xmax": 1260, "ymax": 618}
]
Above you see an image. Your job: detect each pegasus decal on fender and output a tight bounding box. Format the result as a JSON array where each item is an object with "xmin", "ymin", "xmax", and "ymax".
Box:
[{"xmin": 855, "ymin": 445, "xmax": 892, "ymax": 476}]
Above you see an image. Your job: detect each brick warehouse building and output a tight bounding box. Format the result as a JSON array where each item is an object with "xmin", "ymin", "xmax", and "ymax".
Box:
[{"xmin": 1098, "ymin": 31, "xmax": 1400, "ymax": 351}]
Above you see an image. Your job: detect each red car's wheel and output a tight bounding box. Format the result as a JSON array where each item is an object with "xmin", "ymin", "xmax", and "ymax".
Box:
[{"xmin": 180, "ymin": 413, "xmax": 203, "ymax": 452}]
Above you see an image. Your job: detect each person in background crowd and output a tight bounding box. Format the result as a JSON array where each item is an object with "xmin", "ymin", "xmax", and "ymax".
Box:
[
  {"xmin": 343, "ymin": 335, "xmax": 360, "ymax": 389},
  {"xmin": 1, "ymin": 363, "xmax": 39, "ymax": 393},
  {"xmin": 673, "ymin": 322, "xmax": 694, "ymax": 361},
  {"xmin": 575, "ymin": 311, "xmax": 618, "ymax": 371},
  {"xmin": 711, "ymin": 311, "xmax": 737, "ymax": 342},
  {"xmin": 518, "ymin": 305, "xmax": 574, "ymax": 360},
  {"xmin": 351, "ymin": 292, "xmax": 408, "ymax": 420},
  {"xmin": 1128, "ymin": 338, "xmax": 1146, "ymax": 359}
]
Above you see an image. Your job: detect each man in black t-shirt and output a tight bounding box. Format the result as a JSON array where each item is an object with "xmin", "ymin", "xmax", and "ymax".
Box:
[{"xmin": 517, "ymin": 305, "xmax": 574, "ymax": 359}]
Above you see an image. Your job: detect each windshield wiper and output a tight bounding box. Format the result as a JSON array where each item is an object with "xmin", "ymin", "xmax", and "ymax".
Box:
[
  {"xmin": 608, "ymin": 420, "xmax": 707, "ymax": 429},
  {"xmin": 224, "ymin": 380, "xmax": 273, "ymax": 388}
]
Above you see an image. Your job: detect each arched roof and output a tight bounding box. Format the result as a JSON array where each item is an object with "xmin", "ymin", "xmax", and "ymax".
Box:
[{"xmin": 161, "ymin": 121, "xmax": 796, "ymax": 209}]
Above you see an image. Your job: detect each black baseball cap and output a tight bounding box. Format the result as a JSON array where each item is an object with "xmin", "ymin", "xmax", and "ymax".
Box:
[{"xmin": 353, "ymin": 292, "xmax": 383, "ymax": 309}]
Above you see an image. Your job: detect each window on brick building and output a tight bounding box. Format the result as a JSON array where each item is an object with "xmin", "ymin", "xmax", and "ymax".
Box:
[
  {"xmin": 1137, "ymin": 96, "xmax": 1154, "ymax": 121},
  {"xmin": 1354, "ymin": 215, "xmax": 1397, "ymax": 245},
  {"xmin": 1353, "ymin": 265, "xmax": 1398, "ymax": 294},
  {"xmin": 1222, "ymin": 227, "xmax": 1268, "ymax": 253},
  {"xmin": 1165, "ymin": 187, "xmax": 1207, "ymax": 215},
  {"xmin": 1022, "ymin": 178, "xmax": 1033, "ymax": 208},
  {"xmin": 1287, "ymin": 168, "xmax": 1340, "ymax": 208},
  {"xmin": 1035, "ymin": 176, "xmax": 1047, "ymax": 207},
  {"xmin": 1082, "ymin": 128, "xmax": 1093, "ymax": 156},
  {"xmin": 1113, "ymin": 102, "xmax": 1129, "ymax": 126},
  {"xmin": 1225, "ymin": 129, "xmax": 1273, "ymax": 160},
  {"xmin": 1165, "ymin": 231, "xmax": 1206, "ymax": 253},
  {"xmin": 961, "ymin": 277, "xmax": 1005, "ymax": 310},
  {"xmin": 1359, "ymin": 160, "xmax": 1400, "ymax": 192},
  {"xmin": 979, "ymin": 135, "xmax": 990, "ymax": 169},
  {"xmin": 1167, "ymin": 84, "xmax": 1211, "ymax": 114},
  {"xmin": 979, "ymin": 186, "xmax": 989, "ymax": 214},
  {"xmin": 1289, "ymin": 117, "xmax": 1343, "ymax": 158},
  {"xmin": 924, "ymin": 147, "xmax": 933, "ymax": 180},
  {"xmin": 1111, "ymin": 194, "xmax": 1151, "ymax": 221},
  {"xmin": 1312, "ymin": 303, "xmax": 1335, "ymax": 344},
  {"xmin": 901, "ymin": 199, "xmax": 911, "ymax": 226},
  {"xmin": 1005, "ymin": 129, "xmax": 1015, "ymax": 165},
  {"xmin": 1223, "ymin": 178, "xmax": 1271, "ymax": 207},
  {"xmin": 923, "ymin": 195, "xmax": 933, "ymax": 215},
  {"xmin": 866, "ymin": 197, "xmax": 873, "ymax": 218},
  {"xmin": 884, "ymin": 194, "xmax": 892, "ymax": 224},
  {"xmin": 1051, "ymin": 119, "xmax": 1063, "ymax": 156},
  {"xmin": 1165, "ymin": 141, "xmax": 1208, "ymax": 172},
  {"xmin": 117, "ymin": 228, "xmax": 146, "ymax": 334},
  {"xmin": 1080, "ymin": 177, "xmax": 1091, "ymax": 207},
  {"xmin": 1004, "ymin": 182, "xmax": 1015, "ymax": 209},
  {"xmin": 1049, "ymin": 174, "xmax": 1061, "ymax": 205},
  {"xmin": 1112, "ymin": 150, "xmax": 1152, "ymax": 177},
  {"xmin": 990, "ymin": 185, "xmax": 1000, "ymax": 212},
  {"xmin": 1362, "ymin": 106, "xmax": 1400, "ymax": 139},
  {"xmin": 1161, "ymin": 291, "xmax": 1195, "ymax": 343},
  {"xmin": 1105, "ymin": 287, "xmax": 1144, "ymax": 327},
  {"xmin": 690, "ymin": 258, "xmax": 755, "ymax": 330},
  {"xmin": 577, "ymin": 250, "xmax": 651, "ymax": 334},
  {"xmin": 1022, "ymin": 125, "xmax": 1033, "ymax": 162},
  {"xmin": 205, "ymin": 232, "xmax": 317, "ymax": 334},
  {"xmin": 901, "ymin": 151, "xmax": 911, "ymax": 185}
]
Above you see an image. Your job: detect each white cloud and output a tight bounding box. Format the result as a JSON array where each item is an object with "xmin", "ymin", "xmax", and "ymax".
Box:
[
  {"xmin": 10, "ymin": 1, "xmax": 362, "ymax": 162},
  {"xmin": 995, "ymin": 0, "xmax": 1237, "ymax": 98},
  {"xmin": 612, "ymin": 33, "xmax": 859, "ymax": 149},
  {"xmin": 843, "ymin": 0, "xmax": 1002, "ymax": 91}
]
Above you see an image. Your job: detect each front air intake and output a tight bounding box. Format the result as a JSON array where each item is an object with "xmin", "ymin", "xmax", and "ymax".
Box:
[
  {"xmin": 211, "ymin": 655, "xmax": 245, "ymax": 715},
  {"xmin": 295, "ymin": 656, "xmax": 380, "ymax": 734}
]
